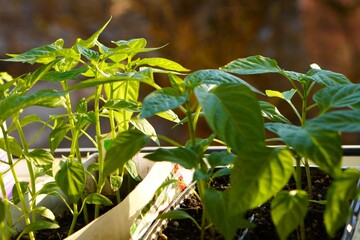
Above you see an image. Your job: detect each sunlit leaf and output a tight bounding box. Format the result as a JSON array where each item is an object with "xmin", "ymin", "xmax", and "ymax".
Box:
[
  {"xmin": 3, "ymin": 44, "xmax": 61, "ymax": 64},
  {"xmin": 185, "ymin": 69, "xmax": 262, "ymax": 94},
  {"xmin": 230, "ymin": 146, "xmax": 294, "ymax": 210},
  {"xmin": 0, "ymin": 90, "xmax": 65, "ymax": 123},
  {"xmin": 109, "ymin": 175, "xmax": 123, "ymax": 192},
  {"xmin": 125, "ymin": 159, "xmax": 141, "ymax": 182},
  {"xmin": 31, "ymin": 206, "xmax": 56, "ymax": 221},
  {"xmin": 259, "ymin": 101, "xmax": 291, "ymax": 123},
  {"xmin": 271, "ymin": 190, "xmax": 309, "ymax": 240},
  {"xmin": 19, "ymin": 221, "xmax": 59, "ymax": 238},
  {"xmin": 313, "ymin": 84, "xmax": 360, "ymax": 112},
  {"xmin": 130, "ymin": 117, "xmax": 159, "ymax": 145},
  {"xmin": 76, "ymin": 18, "xmax": 111, "ymax": 49},
  {"xmin": 140, "ymin": 88, "xmax": 187, "ymax": 119},
  {"xmin": 12, "ymin": 182, "xmax": 29, "ymax": 205},
  {"xmin": 205, "ymin": 189, "xmax": 254, "ymax": 240},
  {"xmin": 77, "ymin": 44, "xmax": 100, "ymax": 61},
  {"xmin": 103, "ymin": 129, "xmax": 150, "ymax": 177},
  {"xmin": 84, "ymin": 193, "xmax": 113, "ymax": 206},
  {"xmin": 324, "ymin": 168, "xmax": 360, "ymax": 237},
  {"xmin": 206, "ymin": 151, "xmax": 236, "ymax": 168},
  {"xmin": 27, "ymin": 149, "xmax": 54, "ymax": 176},
  {"xmin": 307, "ymin": 110, "xmax": 360, "ymax": 132},
  {"xmin": 136, "ymin": 57, "xmax": 190, "ymax": 72},
  {"xmin": 220, "ymin": 55, "xmax": 281, "ymax": 75},
  {"xmin": 195, "ymin": 83, "xmax": 265, "ymax": 153},
  {"xmin": 145, "ymin": 147, "xmax": 199, "ymax": 169},
  {"xmin": 0, "ymin": 136, "xmax": 23, "ymax": 157},
  {"xmin": 266, "ymin": 123, "xmax": 342, "ymax": 175},
  {"xmin": 55, "ymin": 160, "xmax": 86, "ymax": 203},
  {"xmin": 304, "ymin": 69, "xmax": 351, "ymax": 86},
  {"xmin": 42, "ymin": 67, "xmax": 88, "ymax": 82}
]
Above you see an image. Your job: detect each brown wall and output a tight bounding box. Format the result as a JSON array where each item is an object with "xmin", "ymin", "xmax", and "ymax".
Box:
[{"xmin": 1, "ymin": 0, "xmax": 359, "ymax": 145}]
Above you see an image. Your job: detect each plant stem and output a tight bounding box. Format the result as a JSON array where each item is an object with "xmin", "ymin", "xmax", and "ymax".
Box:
[
  {"xmin": 13, "ymin": 120, "xmax": 38, "ymax": 240},
  {"xmin": 67, "ymin": 203, "xmax": 79, "ymax": 236},
  {"xmin": 295, "ymin": 155, "xmax": 302, "ymax": 190},
  {"xmin": 304, "ymin": 158, "xmax": 313, "ymax": 200},
  {"xmin": 94, "ymin": 84, "xmax": 104, "ymax": 218},
  {"xmin": 185, "ymin": 98, "xmax": 208, "ymax": 240}
]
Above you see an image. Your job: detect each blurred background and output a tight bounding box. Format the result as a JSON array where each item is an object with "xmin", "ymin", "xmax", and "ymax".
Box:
[{"xmin": 0, "ymin": 0, "xmax": 359, "ymax": 147}]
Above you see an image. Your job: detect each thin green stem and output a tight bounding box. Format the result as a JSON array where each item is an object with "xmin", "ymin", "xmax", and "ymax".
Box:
[
  {"xmin": 14, "ymin": 119, "xmax": 37, "ymax": 227},
  {"xmin": 94, "ymin": 84, "xmax": 104, "ymax": 218},
  {"xmin": 156, "ymin": 135, "xmax": 182, "ymax": 147},
  {"xmin": 67, "ymin": 203, "xmax": 79, "ymax": 236}
]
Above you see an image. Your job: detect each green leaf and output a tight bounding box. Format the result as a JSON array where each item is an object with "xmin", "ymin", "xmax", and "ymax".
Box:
[
  {"xmin": 27, "ymin": 149, "xmax": 54, "ymax": 175},
  {"xmin": 3, "ymin": 44, "xmax": 61, "ymax": 64},
  {"xmin": 185, "ymin": 69, "xmax": 262, "ymax": 94},
  {"xmin": 77, "ymin": 44, "xmax": 100, "ymax": 61},
  {"xmin": 266, "ymin": 123, "xmax": 342, "ymax": 175},
  {"xmin": 130, "ymin": 117, "xmax": 159, "ymax": 144},
  {"xmin": 313, "ymin": 84, "xmax": 360, "ymax": 112},
  {"xmin": 0, "ymin": 89, "xmax": 65, "ymax": 123},
  {"xmin": 324, "ymin": 168, "xmax": 360, "ymax": 237},
  {"xmin": 259, "ymin": 101, "xmax": 291, "ymax": 123},
  {"xmin": 76, "ymin": 18, "xmax": 111, "ymax": 49},
  {"xmin": 12, "ymin": 182, "xmax": 29, "ymax": 205},
  {"xmin": 140, "ymin": 88, "xmax": 187, "ymax": 119},
  {"xmin": 68, "ymin": 71, "xmax": 147, "ymax": 90},
  {"xmin": 206, "ymin": 151, "xmax": 236, "ymax": 168},
  {"xmin": 145, "ymin": 147, "xmax": 199, "ymax": 169},
  {"xmin": 55, "ymin": 160, "xmax": 86, "ymax": 203},
  {"xmin": 104, "ymin": 99, "xmax": 140, "ymax": 112},
  {"xmin": 158, "ymin": 209, "xmax": 195, "ymax": 220},
  {"xmin": 103, "ymin": 129, "xmax": 150, "ymax": 177},
  {"xmin": 26, "ymin": 59, "xmax": 61, "ymax": 87},
  {"xmin": 168, "ymin": 73, "xmax": 186, "ymax": 93},
  {"xmin": 42, "ymin": 67, "xmax": 88, "ymax": 82},
  {"xmin": 18, "ymin": 114, "xmax": 43, "ymax": 128},
  {"xmin": 212, "ymin": 167, "xmax": 231, "ymax": 179},
  {"xmin": 36, "ymin": 181, "xmax": 60, "ymax": 196},
  {"xmin": 136, "ymin": 57, "xmax": 190, "ymax": 72},
  {"xmin": 220, "ymin": 55, "xmax": 281, "ymax": 75},
  {"xmin": 84, "ymin": 193, "xmax": 113, "ymax": 206},
  {"xmin": 281, "ymin": 70, "xmax": 306, "ymax": 82},
  {"xmin": 20, "ymin": 221, "xmax": 59, "ymax": 236},
  {"xmin": 49, "ymin": 123, "xmax": 72, "ymax": 154},
  {"xmin": 31, "ymin": 206, "xmax": 56, "ymax": 221},
  {"xmin": 204, "ymin": 189, "xmax": 254, "ymax": 240},
  {"xmin": 266, "ymin": 89, "xmax": 296, "ymax": 102},
  {"xmin": 229, "ymin": 146, "xmax": 294, "ymax": 210},
  {"xmin": 304, "ymin": 69, "xmax": 351, "ymax": 86},
  {"xmin": 0, "ymin": 136, "xmax": 23, "ymax": 157},
  {"xmin": 307, "ymin": 110, "xmax": 360, "ymax": 132},
  {"xmin": 125, "ymin": 159, "xmax": 141, "ymax": 182},
  {"xmin": 156, "ymin": 110, "xmax": 180, "ymax": 123},
  {"xmin": 195, "ymin": 83, "xmax": 265, "ymax": 153},
  {"xmin": 109, "ymin": 175, "xmax": 123, "ymax": 192},
  {"xmin": 271, "ymin": 190, "xmax": 309, "ymax": 240},
  {"xmin": 112, "ymin": 38, "xmax": 147, "ymax": 50}
]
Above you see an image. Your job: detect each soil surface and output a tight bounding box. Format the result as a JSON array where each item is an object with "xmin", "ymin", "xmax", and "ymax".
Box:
[
  {"xmin": 11, "ymin": 168, "xmax": 346, "ymax": 240},
  {"xmin": 160, "ymin": 168, "xmax": 345, "ymax": 240}
]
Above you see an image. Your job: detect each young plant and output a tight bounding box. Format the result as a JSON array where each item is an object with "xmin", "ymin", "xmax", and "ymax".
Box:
[
  {"xmin": 221, "ymin": 55, "xmax": 360, "ymax": 239},
  {"xmin": 0, "ymin": 67, "xmax": 65, "ymax": 239},
  {"xmin": 1, "ymin": 18, "xmax": 189, "ymax": 238},
  {"xmin": 119, "ymin": 55, "xmax": 360, "ymax": 240}
]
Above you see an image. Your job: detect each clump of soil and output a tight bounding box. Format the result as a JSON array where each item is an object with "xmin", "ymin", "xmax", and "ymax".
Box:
[{"xmin": 160, "ymin": 168, "xmax": 345, "ymax": 240}]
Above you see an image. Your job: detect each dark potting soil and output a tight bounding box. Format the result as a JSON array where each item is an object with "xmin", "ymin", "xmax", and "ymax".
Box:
[{"xmin": 160, "ymin": 169, "xmax": 345, "ymax": 240}]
